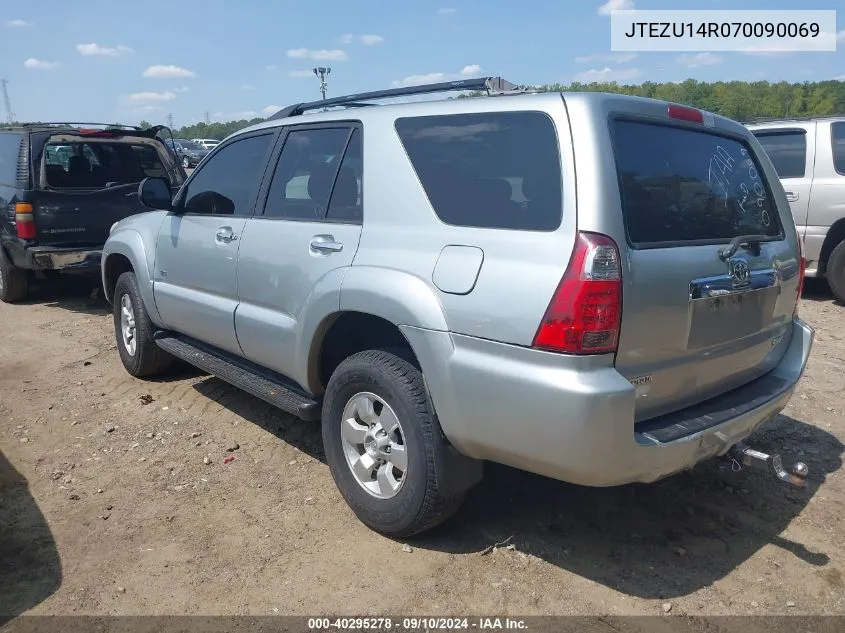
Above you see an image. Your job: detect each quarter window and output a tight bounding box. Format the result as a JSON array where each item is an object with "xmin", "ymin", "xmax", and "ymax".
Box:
[
  {"xmin": 832, "ymin": 122, "xmax": 845, "ymax": 176},
  {"xmin": 754, "ymin": 131, "xmax": 807, "ymax": 179}
]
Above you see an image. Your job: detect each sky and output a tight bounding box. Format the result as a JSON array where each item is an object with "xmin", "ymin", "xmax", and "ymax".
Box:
[{"xmin": 1, "ymin": 0, "xmax": 843, "ymax": 128}]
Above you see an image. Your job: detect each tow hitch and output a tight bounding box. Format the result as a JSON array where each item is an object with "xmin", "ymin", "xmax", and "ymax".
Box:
[{"xmin": 727, "ymin": 443, "xmax": 809, "ymax": 488}]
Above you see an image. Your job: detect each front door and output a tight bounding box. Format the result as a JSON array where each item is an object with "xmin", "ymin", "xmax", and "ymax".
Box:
[
  {"xmin": 154, "ymin": 131, "xmax": 276, "ymax": 354},
  {"xmin": 235, "ymin": 124, "xmax": 364, "ymax": 385}
]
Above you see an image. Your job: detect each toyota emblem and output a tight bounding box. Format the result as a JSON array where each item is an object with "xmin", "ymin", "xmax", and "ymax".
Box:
[{"xmin": 729, "ymin": 258, "xmax": 751, "ymax": 287}]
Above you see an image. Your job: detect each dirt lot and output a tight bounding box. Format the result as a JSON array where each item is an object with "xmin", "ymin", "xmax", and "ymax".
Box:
[{"xmin": 1, "ymin": 277, "xmax": 843, "ymax": 620}]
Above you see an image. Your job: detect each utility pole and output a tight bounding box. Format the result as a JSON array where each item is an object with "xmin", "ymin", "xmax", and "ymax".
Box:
[
  {"xmin": 1, "ymin": 79, "xmax": 15, "ymax": 124},
  {"xmin": 313, "ymin": 67, "xmax": 331, "ymax": 100},
  {"xmin": 166, "ymin": 112, "xmax": 174, "ymax": 129},
  {"xmin": 204, "ymin": 111, "xmax": 210, "ymax": 124}
]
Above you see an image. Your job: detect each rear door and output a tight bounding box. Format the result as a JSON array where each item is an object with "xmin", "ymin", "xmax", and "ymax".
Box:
[
  {"xmin": 609, "ymin": 117, "xmax": 801, "ymax": 421},
  {"xmin": 751, "ymin": 125, "xmax": 814, "ymax": 263},
  {"xmin": 33, "ymin": 134, "xmax": 182, "ymax": 246},
  {"xmin": 234, "ymin": 123, "xmax": 364, "ymax": 381}
]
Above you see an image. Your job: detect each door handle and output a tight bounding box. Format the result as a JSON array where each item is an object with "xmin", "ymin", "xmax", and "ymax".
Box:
[
  {"xmin": 785, "ymin": 191, "xmax": 799, "ymax": 202},
  {"xmin": 215, "ymin": 226, "xmax": 238, "ymax": 243},
  {"xmin": 310, "ymin": 235, "xmax": 343, "ymax": 254}
]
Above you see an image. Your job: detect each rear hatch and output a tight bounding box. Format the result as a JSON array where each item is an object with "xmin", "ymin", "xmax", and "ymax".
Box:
[
  {"xmin": 608, "ymin": 108, "xmax": 801, "ymax": 421},
  {"xmin": 31, "ymin": 127, "xmax": 183, "ymax": 246}
]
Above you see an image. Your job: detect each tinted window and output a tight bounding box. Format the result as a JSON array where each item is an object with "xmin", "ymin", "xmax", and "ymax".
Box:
[
  {"xmin": 183, "ymin": 133, "xmax": 273, "ymax": 216},
  {"xmin": 754, "ymin": 131, "xmax": 807, "ymax": 179},
  {"xmin": 44, "ymin": 142, "xmax": 169, "ymax": 188},
  {"xmin": 613, "ymin": 120, "xmax": 781, "ymax": 246},
  {"xmin": 327, "ymin": 129, "xmax": 362, "ymax": 223},
  {"xmin": 395, "ymin": 112, "xmax": 562, "ymax": 231},
  {"xmin": 263, "ymin": 127, "xmax": 351, "ymax": 220},
  {"xmin": 0, "ymin": 132, "xmax": 22, "ymax": 186},
  {"xmin": 833, "ymin": 122, "xmax": 845, "ymax": 176}
]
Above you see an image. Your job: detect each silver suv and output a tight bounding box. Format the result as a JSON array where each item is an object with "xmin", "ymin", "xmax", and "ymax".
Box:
[
  {"xmin": 102, "ymin": 78, "xmax": 813, "ymax": 536},
  {"xmin": 747, "ymin": 117, "xmax": 845, "ymax": 302}
]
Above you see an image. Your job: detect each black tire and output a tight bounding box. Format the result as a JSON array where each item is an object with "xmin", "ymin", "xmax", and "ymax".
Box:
[
  {"xmin": 0, "ymin": 247, "xmax": 28, "ymax": 303},
  {"xmin": 322, "ymin": 349, "xmax": 466, "ymax": 537},
  {"xmin": 826, "ymin": 239, "xmax": 845, "ymax": 304},
  {"xmin": 113, "ymin": 271, "xmax": 173, "ymax": 377}
]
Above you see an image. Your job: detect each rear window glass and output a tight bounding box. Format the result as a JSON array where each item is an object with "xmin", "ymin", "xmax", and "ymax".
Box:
[
  {"xmin": 0, "ymin": 132, "xmax": 22, "ymax": 186},
  {"xmin": 832, "ymin": 122, "xmax": 845, "ymax": 176},
  {"xmin": 753, "ymin": 131, "xmax": 807, "ymax": 179},
  {"xmin": 395, "ymin": 112, "xmax": 562, "ymax": 231},
  {"xmin": 612, "ymin": 120, "xmax": 781, "ymax": 246},
  {"xmin": 44, "ymin": 141, "xmax": 168, "ymax": 188}
]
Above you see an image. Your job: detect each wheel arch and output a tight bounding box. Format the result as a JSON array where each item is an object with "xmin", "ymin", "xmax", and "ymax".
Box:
[{"xmin": 819, "ymin": 218, "xmax": 845, "ymax": 277}]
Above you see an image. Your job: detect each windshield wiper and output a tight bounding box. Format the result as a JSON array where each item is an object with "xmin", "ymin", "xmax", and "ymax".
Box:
[{"xmin": 718, "ymin": 234, "xmax": 768, "ymax": 261}]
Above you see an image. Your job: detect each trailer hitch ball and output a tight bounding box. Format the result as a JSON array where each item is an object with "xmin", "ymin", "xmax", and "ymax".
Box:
[{"xmin": 728, "ymin": 443, "xmax": 809, "ymax": 488}]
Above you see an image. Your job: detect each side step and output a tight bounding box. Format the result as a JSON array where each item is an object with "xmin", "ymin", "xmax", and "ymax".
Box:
[{"xmin": 154, "ymin": 333, "xmax": 320, "ymax": 421}]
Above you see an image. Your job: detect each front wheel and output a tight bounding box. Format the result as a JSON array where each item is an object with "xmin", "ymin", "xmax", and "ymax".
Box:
[
  {"xmin": 182, "ymin": 156, "xmax": 191, "ymax": 169},
  {"xmin": 322, "ymin": 349, "xmax": 466, "ymax": 537},
  {"xmin": 113, "ymin": 271, "xmax": 173, "ymax": 377}
]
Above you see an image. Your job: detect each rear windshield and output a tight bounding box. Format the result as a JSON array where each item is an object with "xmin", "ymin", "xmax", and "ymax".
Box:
[
  {"xmin": 612, "ymin": 120, "xmax": 782, "ymax": 247},
  {"xmin": 44, "ymin": 141, "xmax": 169, "ymax": 188},
  {"xmin": 395, "ymin": 111, "xmax": 562, "ymax": 231}
]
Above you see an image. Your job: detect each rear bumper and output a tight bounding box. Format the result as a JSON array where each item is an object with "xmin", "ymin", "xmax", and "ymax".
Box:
[
  {"xmin": 402, "ymin": 317, "xmax": 814, "ymax": 487},
  {"xmin": 26, "ymin": 246, "xmax": 102, "ymax": 272}
]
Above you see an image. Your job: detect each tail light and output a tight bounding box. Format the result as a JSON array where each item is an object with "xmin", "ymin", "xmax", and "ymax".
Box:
[
  {"xmin": 533, "ymin": 232, "xmax": 623, "ymax": 355},
  {"xmin": 14, "ymin": 202, "xmax": 36, "ymax": 240},
  {"xmin": 668, "ymin": 104, "xmax": 704, "ymax": 124}
]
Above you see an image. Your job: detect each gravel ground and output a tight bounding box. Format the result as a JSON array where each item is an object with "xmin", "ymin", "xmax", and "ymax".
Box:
[{"xmin": 0, "ymin": 277, "xmax": 843, "ymax": 622}]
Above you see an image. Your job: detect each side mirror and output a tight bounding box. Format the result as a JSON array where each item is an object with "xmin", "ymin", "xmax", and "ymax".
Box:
[{"xmin": 138, "ymin": 177, "xmax": 173, "ymax": 210}]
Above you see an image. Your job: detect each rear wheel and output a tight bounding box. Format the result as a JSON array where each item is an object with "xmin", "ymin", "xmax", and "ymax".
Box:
[
  {"xmin": 827, "ymin": 240, "xmax": 845, "ymax": 304},
  {"xmin": 113, "ymin": 271, "xmax": 173, "ymax": 377},
  {"xmin": 322, "ymin": 349, "xmax": 466, "ymax": 537},
  {"xmin": 0, "ymin": 247, "xmax": 28, "ymax": 303}
]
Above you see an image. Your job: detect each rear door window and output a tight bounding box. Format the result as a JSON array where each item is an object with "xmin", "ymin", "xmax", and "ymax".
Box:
[
  {"xmin": 753, "ymin": 130, "xmax": 807, "ymax": 179},
  {"xmin": 395, "ymin": 112, "xmax": 562, "ymax": 231},
  {"xmin": 612, "ymin": 120, "xmax": 782, "ymax": 247},
  {"xmin": 832, "ymin": 122, "xmax": 845, "ymax": 176}
]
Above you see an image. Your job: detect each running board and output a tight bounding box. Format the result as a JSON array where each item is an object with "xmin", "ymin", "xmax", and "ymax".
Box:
[{"xmin": 154, "ymin": 333, "xmax": 320, "ymax": 421}]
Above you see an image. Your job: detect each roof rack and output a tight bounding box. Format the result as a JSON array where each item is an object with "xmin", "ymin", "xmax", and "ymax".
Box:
[{"xmin": 268, "ymin": 76, "xmax": 521, "ymax": 120}]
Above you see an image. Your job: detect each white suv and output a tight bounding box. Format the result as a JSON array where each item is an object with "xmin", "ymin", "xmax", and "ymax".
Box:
[{"xmin": 192, "ymin": 138, "xmax": 220, "ymax": 150}]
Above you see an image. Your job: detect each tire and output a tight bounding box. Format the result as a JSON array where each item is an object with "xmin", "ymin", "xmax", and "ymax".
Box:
[
  {"xmin": 826, "ymin": 239, "xmax": 845, "ymax": 304},
  {"xmin": 0, "ymin": 247, "xmax": 28, "ymax": 303},
  {"xmin": 113, "ymin": 271, "xmax": 173, "ymax": 377},
  {"xmin": 322, "ymin": 349, "xmax": 466, "ymax": 537},
  {"xmin": 182, "ymin": 156, "xmax": 190, "ymax": 169}
]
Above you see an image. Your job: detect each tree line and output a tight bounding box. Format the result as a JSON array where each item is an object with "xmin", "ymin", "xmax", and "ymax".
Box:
[{"xmin": 140, "ymin": 78, "xmax": 845, "ymax": 138}]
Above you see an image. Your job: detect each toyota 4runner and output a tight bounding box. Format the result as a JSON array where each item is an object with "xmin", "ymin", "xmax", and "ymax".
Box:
[{"xmin": 102, "ymin": 78, "xmax": 814, "ymax": 536}]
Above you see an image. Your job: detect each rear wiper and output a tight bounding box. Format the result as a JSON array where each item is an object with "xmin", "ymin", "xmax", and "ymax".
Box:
[{"xmin": 718, "ymin": 234, "xmax": 767, "ymax": 261}]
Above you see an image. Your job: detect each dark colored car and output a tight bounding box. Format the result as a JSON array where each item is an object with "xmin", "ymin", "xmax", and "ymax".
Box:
[
  {"xmin": 165, "ymin": 139, "xmax": 210, "ymax": 169},
  {"xmin": 0, "ymin": 122, "xmax": 184, "ymax": 303}
]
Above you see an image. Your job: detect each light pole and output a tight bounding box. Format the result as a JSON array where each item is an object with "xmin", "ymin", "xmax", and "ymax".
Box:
[{"xmin": 313, "ymin": 67, "xmax": 331, "ymax": 101}]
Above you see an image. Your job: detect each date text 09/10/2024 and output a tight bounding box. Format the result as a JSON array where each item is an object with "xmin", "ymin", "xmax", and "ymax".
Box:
[{"xmin": 307, "ymin": 617, "xmax": 528, "ymax": 630}]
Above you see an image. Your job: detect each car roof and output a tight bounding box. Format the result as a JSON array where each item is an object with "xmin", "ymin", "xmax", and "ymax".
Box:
[{"xmin": 747, "ymin": 116, "xmax": 845, "ymax": 129}]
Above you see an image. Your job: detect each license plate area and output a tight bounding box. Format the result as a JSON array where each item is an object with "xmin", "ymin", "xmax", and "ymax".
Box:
[{"xmin": 688, "ymin": 269, "xmax": 779, "ymax": 350}]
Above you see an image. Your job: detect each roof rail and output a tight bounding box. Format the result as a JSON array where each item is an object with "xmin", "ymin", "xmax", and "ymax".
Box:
[
  {"xmin": 268, "ymin": 76, "xmax": 520, "ymax": 120},
  {"xmin": 9, "ymin": 121, "xmax": 141, "ymax": 130}
]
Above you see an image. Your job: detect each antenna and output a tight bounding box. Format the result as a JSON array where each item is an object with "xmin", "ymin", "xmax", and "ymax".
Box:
[
  {"xmin": 313, "ymin": 67, "xmax": 331, "ymax": 101},
  {"xmin": 1, "ymin": 79, "xmax": 15, "ymax": 124}
]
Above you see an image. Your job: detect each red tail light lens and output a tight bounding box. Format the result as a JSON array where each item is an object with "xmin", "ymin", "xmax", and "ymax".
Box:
[
  {"xmin": 533, "ymin": 232, "xmax": 623, "ymax": 355},
  {"xmin": 14, "ymin": 202, "xmax": 36, "ymax": 240},
  {"xmin": 668, "ymin": 104, "xmax": 704, "ymax": 124}
]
